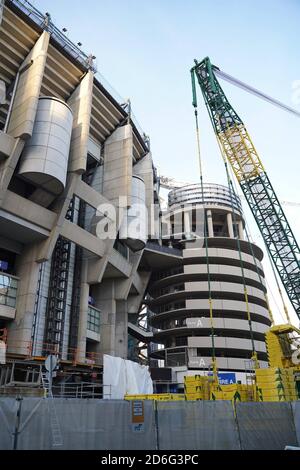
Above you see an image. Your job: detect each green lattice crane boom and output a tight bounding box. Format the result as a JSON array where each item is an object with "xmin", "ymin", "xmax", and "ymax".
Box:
[{"xmin": 191, "ymin": 57, "xmax": 300, "ymax": 320}]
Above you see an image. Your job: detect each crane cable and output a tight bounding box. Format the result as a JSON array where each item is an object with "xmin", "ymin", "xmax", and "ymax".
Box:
[
  {"xmin": 214, "ymin": 132, "xmax": 259, "ymax": 369},
  {"xmin": 192, "ymin": 92, "xmax": 218, "ymax": 383},
  {"xmin": 195, "ymin": 65, "xmax": 260, "ymax": 360},
  {"xmin": 213, "ymin": 67, "xmax": 300, "ymax": 119},
  {"xmin": 224, "ymin": 138, "xmax": 292, "ymax": 326},
  {"xmin": 265, "ymin": 244, "xmax": 291, "ymax": 324},
  {"xmin": 247, "ymin": 228, "xmax": 285, "ymax": 325},
  {"xmin": 225, "ymin": 160, "xmax": 276, "ymax": 327},
  {"xmin": 243, "ymin": 226, "xmax": 275, "ymax": 325}
]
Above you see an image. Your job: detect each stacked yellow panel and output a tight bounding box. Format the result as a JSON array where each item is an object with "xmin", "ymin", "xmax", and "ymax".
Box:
[
  {"xmin": 210, "ymin": 383, "xmax": 253, "ymax": 402},
  {"xmin": 124, "ymin": 393, "xmax": 185, "ymax": 401},
  {"xmin": 184, "ymin": 375, "xmax": 210, "ymax": 401},
  {"xmin": 255, "ymin": 367, "xmax": 298, "ymax": 402},
  {"xmin": 280, "ymin": 368, "xmax": 298, "ymax": 400}
]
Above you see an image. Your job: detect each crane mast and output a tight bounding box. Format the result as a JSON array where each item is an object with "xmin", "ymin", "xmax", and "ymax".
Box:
[{"xmin": 191, "ymin": 57, "xmax": 300, "ymax": 320}]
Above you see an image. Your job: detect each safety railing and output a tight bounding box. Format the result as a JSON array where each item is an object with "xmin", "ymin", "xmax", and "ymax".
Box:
[
  {"xmin": 165, "ymin": 348, "xmax": 188, "ymax": 367},
  {"xmin": 51, "ymin": 382, "xmax": 109, "ymax": 399},
  {"xmin": 146, "ymin": 242, "xmax": 183, "ymax": 257},
  {"xmin": 4, "ymin": 338, "xmax": 103, "ymax": 367},
  {"xmin": 7, "ymin": 0, "xmax": 96, "ymax": 71}
]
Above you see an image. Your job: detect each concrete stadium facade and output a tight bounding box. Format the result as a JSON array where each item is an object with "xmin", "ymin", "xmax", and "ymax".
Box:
[
  {"xmin": 0, "ymin": 0, "xmax": 159, "ymax": 386},
  {"xmin": 0, "ymin": 1, "xmax": 273, "ymax": 394}
]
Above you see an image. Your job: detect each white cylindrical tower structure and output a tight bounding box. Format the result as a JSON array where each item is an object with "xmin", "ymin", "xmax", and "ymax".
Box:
[{"xmin": 149, "ymin": 183, "xmax": 271, "ymax": 380}]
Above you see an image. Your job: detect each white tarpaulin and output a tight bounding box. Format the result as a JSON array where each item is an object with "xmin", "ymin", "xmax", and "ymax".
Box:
[
  {"xmin": 103, "ymin": 355, "xmax": 153, "ymax": 399},
  {"xmin": 0, "ymin": 341, "xmax": 6, "ymax": 364}
]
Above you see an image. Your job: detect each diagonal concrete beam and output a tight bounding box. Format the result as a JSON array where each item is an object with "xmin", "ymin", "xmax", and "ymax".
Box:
[
  {"xmin": 35, "ymin": 174, "xmax": 79, "ymax": 262},
  {"xmin": 87, "ymin": 238, "xmax": 116, "ymax": 284},
  {"xmin": 61, "ymin": 220, "xmax": 105, "ymax": 257},
  {"xmin": 0, "ymin": 137, "xmax": 24, "ymax": 207},
  {"xmin": 115, "ymin": 250, "xmax": 144, "ymax": 300},
  {"xmin": 87, "ymin": 204, "xmax": 128, "ymax": 284},
  {"xmin": 74, "ymin": 179, "xmax": 112, "ymax": 211}
]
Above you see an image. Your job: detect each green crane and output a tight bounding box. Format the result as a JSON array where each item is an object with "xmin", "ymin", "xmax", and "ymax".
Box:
[{"xmin": 191, "ymin": 57, "xmax": 300, "ymax": 320}]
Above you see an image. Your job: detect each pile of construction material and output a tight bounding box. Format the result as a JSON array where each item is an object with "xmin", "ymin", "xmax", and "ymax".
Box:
[
  {"xmin": 125, "ymin": 393, "xmax": 185, "ymax": 401},
  {"xmin": 124, "ymin": 368, "xmax": 299, "ymax": 403},
  {"xmin": 184, "ymin": 375, "xmax": 210, "ymax": 400},
  {"xmin": 184, "ymin": 375, "xmax": 253, "ymax": 402},
  {"xmin": 256, "ymin": 367, "xmax": 299, "ymax": 402},
  {"xmin": 125, "ymin": 376, "xmax": 255, "ymax": 403},
  {"xmin": 210, "ymin": 383, "xmax": 253, "ymax": 402}
]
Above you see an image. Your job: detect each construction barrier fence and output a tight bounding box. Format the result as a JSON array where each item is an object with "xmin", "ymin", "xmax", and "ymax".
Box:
[{"xmin": 0, "ymin": 398, "xmax": 299, "ymax": 450}]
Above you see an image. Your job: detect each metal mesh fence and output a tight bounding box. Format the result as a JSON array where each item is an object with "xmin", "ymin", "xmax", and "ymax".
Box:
[
  {"xmin": 236, "ymin": 402, "xmax": 298, "ymax": 450},
  {"xmin": 0, "ymin": 397, "xmax": 18, "ymax": 450},
  {"xmin": 292, "ymin": 401, "xmax": 300, "ymax": 447},
  {"xmin": 16, "ymin": 398, "xmax": 157, "ymax": 450},
  {"xmin": 0, "ymin": 397, "xmax": 299, "ymax": 450},
  {"xmin": 156, "ymin": 400, "xmax": 241, "ymax": 450}
]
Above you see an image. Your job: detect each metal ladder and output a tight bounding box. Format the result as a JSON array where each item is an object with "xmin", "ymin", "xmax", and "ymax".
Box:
[
  {"xmin": 41, "ymin": 371, "xmax": 63, "ymax": 447},
  {"xmin": 43, "ymin": 199, "xmax": 75, "ymax": 354},
  {"xmin": 244, "ymin": 360, "xmax": 256, "ymax": 401},
  {"xmin": 41, "ymin": 371, "xmax": 51, "ymax": 397}
]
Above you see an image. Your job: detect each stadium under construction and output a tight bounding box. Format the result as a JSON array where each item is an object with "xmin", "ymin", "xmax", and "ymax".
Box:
[{"xmin": 0, "ymin": 0, "xmax": 300, "ymax": 451}]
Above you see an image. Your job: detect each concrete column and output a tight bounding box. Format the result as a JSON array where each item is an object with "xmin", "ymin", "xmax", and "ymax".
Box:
[
  {"xmin": 161, "ymin": 212, "xmax": 172, "ymax": 240},
  {"xmin": 103, "ymin": 124, "xmax": 133, "ymax": 207},
  {"xmin": 67, "ymin": 70, "xmax": 94, "ymax": 174},
  {"xmin": 206, "ymin": 209, "xmax": 214, "ymax": 237},
  {"xmin": 115, "ymin": 300, "xmax": 128, "ymax": 359},
  {"xmin": 227, "ymin": 212, "xmax": 234, "ymax": 238},
  {"xmin": 76, "ymin": 260, "xmax": 89, "ymax": 363},
  {"xmin": 7, "ymin": 245, "xmax": 41, "ymax": 355},
  {"xmin": 133, "ymin": 152, "xmax": 155, "ymax": 239},
  {"xmin": 238, "ymin": 220, "xmax": 244, "ymax": 240},
  {"xmin": 184, "ymin": 210, "xmax": 191, "ymax": 236},
  {"xmin": 93, "ymin": 280, "xmax": 117, "ymax": 356}
]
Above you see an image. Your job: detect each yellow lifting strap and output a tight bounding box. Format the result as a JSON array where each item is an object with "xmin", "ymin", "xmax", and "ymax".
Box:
[{"xmin": 193, "ymin": 106, "xmax": 218, "ymax": 384}]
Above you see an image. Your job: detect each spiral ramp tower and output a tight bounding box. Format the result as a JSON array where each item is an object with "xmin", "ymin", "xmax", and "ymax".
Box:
[{"xmin": 148, "ymin": 183, "xmax": 272, "ymax": 381}]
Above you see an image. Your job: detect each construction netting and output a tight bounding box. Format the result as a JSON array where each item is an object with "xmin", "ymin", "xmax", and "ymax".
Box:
[
  {"xmin": 0, "ymin": 398, "xmax": 299, "ymax": 450},
  {"xmin": 235, "ymin": 402, "xmax": 298, "ymax": 450}
]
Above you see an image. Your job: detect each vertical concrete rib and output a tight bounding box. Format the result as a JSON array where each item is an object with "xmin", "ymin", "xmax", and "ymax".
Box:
[
  {"xmin": 7, "ymin": 31, "xmax": 50, "ymax": 140},
  {"xmin": 67, "ymin": 71, "xmax": 94, "ymax": 174}
]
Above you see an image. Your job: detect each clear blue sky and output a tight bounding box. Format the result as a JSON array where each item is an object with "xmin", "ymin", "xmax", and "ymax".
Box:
[{"xmin": 34, "ymin": 0, "xmax": 300, "ymax": 323}]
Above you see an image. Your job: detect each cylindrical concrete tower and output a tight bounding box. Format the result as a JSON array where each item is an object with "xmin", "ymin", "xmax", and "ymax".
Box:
[
  {"xmin": 149, "ymin": 183, "xmax": 271, "ymax": 378},
  {"xmin": 18, "ymin": 97, "xmax": 73, "ymax": 195},
  {"xmin": 120, "ymin": 175, "xmax": 147, "ymax": 252}
]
